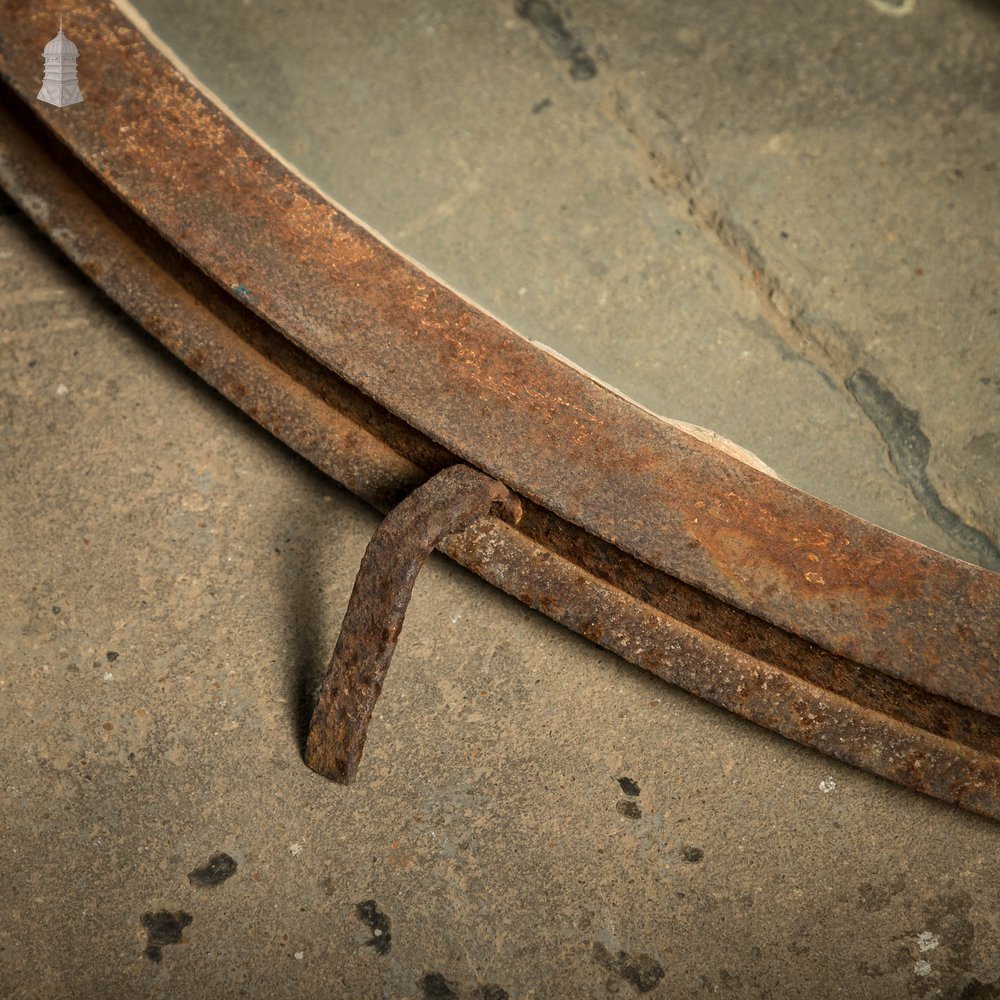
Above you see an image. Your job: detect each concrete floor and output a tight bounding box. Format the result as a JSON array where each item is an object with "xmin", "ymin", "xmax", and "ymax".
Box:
[{"xmin": 2, "ymin": 1, "xmax": 999, "ymax": 998}]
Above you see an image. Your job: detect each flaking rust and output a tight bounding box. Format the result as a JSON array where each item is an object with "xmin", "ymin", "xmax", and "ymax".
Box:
[
  {"xmin": 305, "ymin": 466, "xmax": 521, "ymax": 783},
  {"xmin": 0, "ymin": 0, "xmax": 997, "ymax": 817}
]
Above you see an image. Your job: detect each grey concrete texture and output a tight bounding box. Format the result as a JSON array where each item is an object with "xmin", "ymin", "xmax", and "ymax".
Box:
[
  {"xmin": 4, "ymin": 201, "xmax": 1000, "ymax": 1000},
  {"xmin": 2, "ymin": 2, "xmax": 999, "ymax": 1000}
]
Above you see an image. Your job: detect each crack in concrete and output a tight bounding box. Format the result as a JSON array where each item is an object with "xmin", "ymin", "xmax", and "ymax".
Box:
[
  {"xmin": 516, "ymin": 0, "xmax": 597, "ymax": 80},
  {"xmin": 605, "ymin": 89, "xmax": 859, "ymax": 382},
  {"xmin": 846, "ymin": 370, "xmax": 1000, "ymax": 570},
  {"xmin": 518, "ymin": 48, "xmax": 998, "ymax": 564}
]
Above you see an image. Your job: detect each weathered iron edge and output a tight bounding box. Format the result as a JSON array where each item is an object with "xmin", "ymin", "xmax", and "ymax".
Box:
[
  {"xmin": 1, "ymin": 96, "xmax": 997, "ymax": 818},
  {"xmin": 1, "ymin": 0, "xmax": 997, "ymax": 714}
]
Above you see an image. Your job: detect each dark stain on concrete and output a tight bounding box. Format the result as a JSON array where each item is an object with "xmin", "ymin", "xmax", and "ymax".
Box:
[
  {"xmin": 617, "ymin": 776, "xmax": 641, "ymax": 796},
  {"xmin": 187, "ymin": 852, "xmax": 237, "ymax": 887},
  {"xmin": 926, "ymin": 892, "xmax": 976, "ymax": 970},
  {"xmin": 958, "ymin": 979, "xmax": 1000, "ymax": 999},
  {"xmin": 858, "ymin": 872, "xmax": 906, "ymax": 913},
  {"xmin": 616, "ymin": 800, "xmax": 642, "ymax": 820},
  {"xmin": 847, "ymin": 369, "xmax": 1000, "ymax": 569},
  {"xmin": 473, "ymin": 987, "xmax": 510, "ymax": 1000},
  {"xmin": 140, "ymin": 909, "xmax": 193, "ymax": 963},
  {"xmin": 683, "ymin": 846, "xmax": 704, "ymax": 863},
  {"xmin": 516, "ymin": 0, "xmax": 597, "ymax": 80},
  {"xmin": 419, "ymin": 971, "xmax": 459, "ymax": 998},
  {"xmin": 966, "ymin": 430, "xmax": 999, "ymax": 468},
  {"xmin": 356, "ymin": 899, "xmax": 391, "ymax": 955},
  {"xmin": 593, "ymin": 942, "xmax": 665, "ymax": 993}
]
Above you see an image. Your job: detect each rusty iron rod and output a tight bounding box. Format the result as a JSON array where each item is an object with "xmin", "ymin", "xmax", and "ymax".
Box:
[
  {"xmin": 0, "ymin": 0, "xmax": 997, "ymax": 818},
  {"xmin": 305, "ymin": 465, "xmax": 521, "ymax": 783},
  {"xmin": 0, "ymin": 0, "xmax": 995, "ymax": 711}
]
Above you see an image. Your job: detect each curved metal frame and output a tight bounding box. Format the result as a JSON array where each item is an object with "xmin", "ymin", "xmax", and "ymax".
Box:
[{"xmin": 1, "ymin": 0, "xmax": 997, "ymax": 818}]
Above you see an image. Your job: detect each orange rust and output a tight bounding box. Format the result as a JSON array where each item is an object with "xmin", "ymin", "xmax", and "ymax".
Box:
[{"xmin": 0, "ymin": 1, "xmax": 997, "ymax": 817}]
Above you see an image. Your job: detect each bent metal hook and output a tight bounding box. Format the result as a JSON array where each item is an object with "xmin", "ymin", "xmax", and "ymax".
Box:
[{"xmin": 306, "ymin": 465, "xmax": 521, "ymax": 783}]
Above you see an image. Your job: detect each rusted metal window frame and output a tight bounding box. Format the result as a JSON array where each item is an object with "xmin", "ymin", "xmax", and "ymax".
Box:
[{"xmin": 1, "ymin": 0, "xmax": 997, "ymax": 818}]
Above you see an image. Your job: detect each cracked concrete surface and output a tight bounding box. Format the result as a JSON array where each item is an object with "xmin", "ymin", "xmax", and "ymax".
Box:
[
  {"xmin": 2, "ymin": 1, "xmax": 999, "ymax": 998},
  {"xmin": 125, "ymin": 0, "xmax": 998, "ymax": 569},
  {"xmin": 574, "ymin": 0, "xmax": 1000, "ymax": 567}
]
